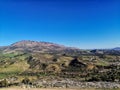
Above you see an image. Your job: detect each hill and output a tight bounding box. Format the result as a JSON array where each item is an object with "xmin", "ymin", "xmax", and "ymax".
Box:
[
  {"xmin": 0, "ymin": 40, "xmax": 120, "ymax": 88},
  {"xmin": 1, "ymin": 40, "xmax": 81, "ymax": 55}
]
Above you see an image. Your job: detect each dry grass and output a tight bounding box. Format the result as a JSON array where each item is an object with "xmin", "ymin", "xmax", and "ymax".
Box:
[
  {"xmin": 0, "ymin": 88, "xmax": 96, "ymax": 90},
  {"xmin": 0, "ymin": 60, "xmax": 29, "ymax": 73},
  {"xmin": 0, "ymin": 87, "xmax": 118, "ymax": 90}
]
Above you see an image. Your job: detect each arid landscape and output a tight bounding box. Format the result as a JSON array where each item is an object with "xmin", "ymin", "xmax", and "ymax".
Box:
[
  {"xmin": 0, "ymin": 40, "xmax": 120, "ymax": 89},
  {"xmin": 0, "ymin": 0, "xmax": 120, "ymax": 89},
  {"xmin": 0, "ymin": 88, "xmax": 119, "ymax": 90},
  {"xmin": 0, "ymin": 88, "xmax": 81, "ymax": 90}
]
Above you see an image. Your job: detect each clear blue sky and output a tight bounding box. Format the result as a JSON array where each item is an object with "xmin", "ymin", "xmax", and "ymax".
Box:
[{"xmin": 0, "ymin": 0, "xmax": 120, "ymax": 49}]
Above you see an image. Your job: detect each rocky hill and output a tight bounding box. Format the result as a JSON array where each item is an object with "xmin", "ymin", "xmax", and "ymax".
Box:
[
  {"xmin": 1, "ymin": 40, "xmax": 81, "ymax": 54},
  {"xmin": 0, "ymin": 40, "xmax": 120, "ymax": 88}
]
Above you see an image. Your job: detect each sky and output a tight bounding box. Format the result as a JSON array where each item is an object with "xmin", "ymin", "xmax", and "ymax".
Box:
[{"xmin": 0, "ymin": 0, "xmax": 120, "ymax": 49}]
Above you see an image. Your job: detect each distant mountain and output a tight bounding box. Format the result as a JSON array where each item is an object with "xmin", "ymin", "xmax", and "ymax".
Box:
[
  {"xmin": 1, "ymin": 40, "xmax": 81, "ymax": 54},
  {"xmin": 0, "ymin": 46, "xmax": 8, "ymax": 51},
  {"xmin": 113, "ymin": 47, "xmax": 120, "ymax": 50},
  {"xmin": 1, "ymin": 40, "xmax": 120, "ymax": 55}
]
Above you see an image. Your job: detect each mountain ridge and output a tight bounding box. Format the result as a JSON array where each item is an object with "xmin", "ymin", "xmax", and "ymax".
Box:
[
  {"xmin": 0, "ymin": 40, "xmax": 120, "ymax": 55},
  {"xmin": 1, "ymin": 40, "xmax": 81, "ymax": 54}
]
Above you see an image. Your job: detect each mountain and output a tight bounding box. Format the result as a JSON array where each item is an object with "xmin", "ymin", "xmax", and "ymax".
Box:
[
  {"xmin": 1, "ymin": 40, "xmax": 120, "ymax": 55},
  {"xmin": 113, "ymin": 47, "xmax": 120, "ymax": 50},
  {"xmin": 1, "ymin": 40, "xmax": 81, "ymax": 54},
  {"xmin": 0, "ymin": 40, "xmax": 88, "ymax": 77},
  {"xmin": 0, "ymin": 40, "xmax": 120, "ymax": 87}
]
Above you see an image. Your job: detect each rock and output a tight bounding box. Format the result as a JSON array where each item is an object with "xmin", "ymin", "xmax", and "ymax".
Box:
[{"xmin": 33, "ymin": 79, "xmax": 120, "ymax": 89}]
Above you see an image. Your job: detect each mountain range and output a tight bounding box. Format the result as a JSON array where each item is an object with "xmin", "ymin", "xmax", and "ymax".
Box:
[{"xmin": 0, "ymin": 40, "xmax": 120, "ymax": 55}]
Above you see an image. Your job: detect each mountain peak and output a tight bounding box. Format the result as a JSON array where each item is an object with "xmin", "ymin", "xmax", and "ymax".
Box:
[
  {"xmin": 11, "ymin": 40, "xmax": 65, "ymax": 48},
  {"xmin": 2, "ymin": 40, "xmax": 79, "ymax": 53},
  {"xmin": 11, "ymin": 40, "xmax": 42, "ymax": 47}
]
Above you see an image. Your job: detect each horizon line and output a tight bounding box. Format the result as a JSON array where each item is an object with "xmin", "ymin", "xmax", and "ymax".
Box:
[{"xmin": 0, "ymin": 40, "xmax": 119, "ymax": 50}]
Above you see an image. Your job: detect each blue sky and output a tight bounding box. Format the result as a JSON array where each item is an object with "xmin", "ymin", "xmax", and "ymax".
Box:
[{"xmin": 0, "ymin": 0, "xmax": 120, "ymax": 49}]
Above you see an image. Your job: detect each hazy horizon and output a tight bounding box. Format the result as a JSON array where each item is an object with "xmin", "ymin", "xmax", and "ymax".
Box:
[{"xmin": 0, "ymin": 0, "xmax": 120, "ymax": 49}]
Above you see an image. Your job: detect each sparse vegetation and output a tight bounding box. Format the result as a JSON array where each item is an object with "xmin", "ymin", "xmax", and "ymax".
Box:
[{"xmin": 0, "ymin": 41, "xmax": 120, "ymax": 88}]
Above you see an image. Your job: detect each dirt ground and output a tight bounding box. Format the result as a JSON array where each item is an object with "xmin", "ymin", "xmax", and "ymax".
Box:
[
  {"xmin": 0, "ymin": 88, "xmax": 96, "ymax": 90},
  {"xmin": 0, "ymin": 87, "xmax": 118, "ymax": 90},
  {"xmin": 0, "ymin": 88, "xmax": 80, "ymax": 90}
]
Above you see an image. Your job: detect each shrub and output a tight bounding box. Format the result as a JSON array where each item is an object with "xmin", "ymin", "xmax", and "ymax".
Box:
[
  {"xmin": 0, "ymin": 79, "xmax": 9, "ymax": 87},
  {"xmin": 22, "ymin": 78, "xmax": 32, "ymax": 85}
]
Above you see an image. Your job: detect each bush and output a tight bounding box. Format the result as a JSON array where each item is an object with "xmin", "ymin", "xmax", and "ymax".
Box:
[
  {"xmin": 88, "ymin": 76, "xmax": 101, "ymax": 81},
  {"xmin": 0, "ymin": 79, "xmax": 9, "ymax": 87},
  {"xmin": 22, "ymin": 78, "xmax": 32, "ymax": 85}
]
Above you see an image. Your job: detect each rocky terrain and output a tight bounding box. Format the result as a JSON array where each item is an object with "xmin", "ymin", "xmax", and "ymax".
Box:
[
  {"xmin": 1, "ymin": 40, "xmax": 80, "ymax": 54},
  {"xmin": 27, "ymin": 79, "xmax": 120, "ymax": 89},
  {"xmin": 0, "ymin": 40, "xmax": 120, "ymax": 89}
]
